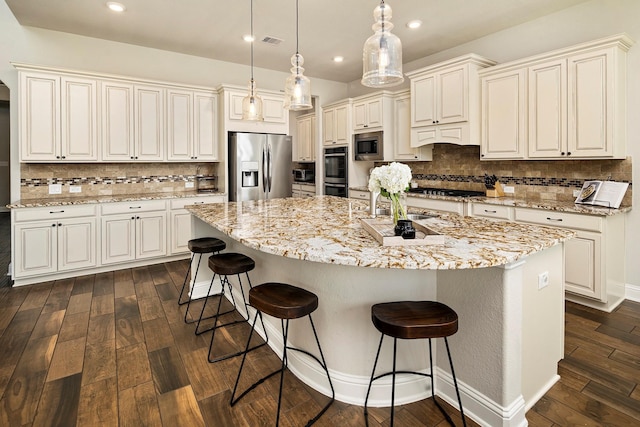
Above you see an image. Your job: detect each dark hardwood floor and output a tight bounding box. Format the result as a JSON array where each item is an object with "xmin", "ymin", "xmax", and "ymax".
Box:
[
  {"xmin": 0, "ymin": 257, "xmax": 638, "ymax": 426},
  {"xmin": 0, "ymin": 212, "xmax": 10, "ymax": 289}
]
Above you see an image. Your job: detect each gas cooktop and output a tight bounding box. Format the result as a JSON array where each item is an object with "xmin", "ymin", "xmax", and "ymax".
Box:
[{"xmin": 407, "ymin": 187, "xmax": 485, "ymax": 198}]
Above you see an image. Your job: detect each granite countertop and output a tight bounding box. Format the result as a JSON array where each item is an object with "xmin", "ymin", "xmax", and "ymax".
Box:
[
  {"xmin": 349, "ymin": 186, "xmax": 631, "ymax": 216},
  {"xmin": 6, "ymin": 190, "xmax": 226, "ymax": 209},
  {"xmin": 186, "ymin": 195, "xmax": 575, "ymax": 270}
]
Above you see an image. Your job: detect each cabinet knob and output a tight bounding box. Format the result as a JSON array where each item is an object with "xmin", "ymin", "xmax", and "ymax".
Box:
[
  {"xmin": 561, "ymin": 152, "xmax": 565, "ymax": 155},
  {"xmin": 481, "ymin": 154, "xmax": 485, "ymax": 157},
  {"xmin": 364, "ymin": 125, "xmax": 368, "ymax": 128},
  {"xmin": 61, "ymin": 156, "xmax": 66, "ymax": 159},
  {"xmin": 56, "ymin": 156, "xmax": 61, "ymax": 159},
  {"xmin": 567, "ymin": 152, "xmax": 571, "ymax": 156},
  {"xmin": 136, "ymin": 216, "xmax": 140, "ymax": 219},
  {"xmin": 52, "ymin": 224, "xmax": 56, "ymax": 227},
  {"xmin": 131, "ymin": 216, "xmax": 135, "ymax": 220},
  {"xmin": 130, "ymin": 156, "xmax": 134, "ymax": 159},
  {"xmin": 58, "ymin": 223, "xmax": 62, "ymax": 226}
]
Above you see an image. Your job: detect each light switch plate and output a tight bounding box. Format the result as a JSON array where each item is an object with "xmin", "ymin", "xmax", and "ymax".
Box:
[
  {"xmin": 503, "ymin": 186, "xmax": 515, "ymax": 194},
  {"xmin": 49, "ymin": 184, "xmax": 62, "ymax": 194},
  {"xmin": 69, "ymin": 185, "xmax": 82, "ymax": 193},
  {"xmin": 185, "ymin": 182, "xmax": 195, "ymax": 189}
]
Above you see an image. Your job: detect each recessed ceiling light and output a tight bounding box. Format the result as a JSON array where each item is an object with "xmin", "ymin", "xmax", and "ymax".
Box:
[
  {"xmin": 243, "ymin": 34, "xmax": 255, "ymax": 42},
  {"xmin": 106, "ymin": 2, "xmax": 126, "ymax": 12},
  {"xmin": 333, "ymin": 56, "xmax": 344, "ymax": 63},
  {"xmin": 406, "ymin": 20, "xmax": 422, "ymax": 29}
]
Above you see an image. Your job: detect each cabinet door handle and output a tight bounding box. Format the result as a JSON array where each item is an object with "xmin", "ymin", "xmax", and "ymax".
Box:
[
  {"xmin": 49, "ymin": 210, "xmax": 65, "ymax": 214},
  {"xmin": 546, "ymin": 217, "xmax": 563, "ymax": 222},
  {"xmin": 484, "ymin": 209, "xmax": 497, "ymax": 214},
  {"xmin": 129, "ymin": 206, "xmax": 142, "ymax": 209}
]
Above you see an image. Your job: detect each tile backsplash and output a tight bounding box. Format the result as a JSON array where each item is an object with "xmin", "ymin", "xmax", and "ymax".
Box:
[
  {"xmin": 19, "ymin": 162, "xmax": 218, "ymax": 200},
  {"xmin": 405, "ymin": 144, "xmax": 633, "ymax": 205}
]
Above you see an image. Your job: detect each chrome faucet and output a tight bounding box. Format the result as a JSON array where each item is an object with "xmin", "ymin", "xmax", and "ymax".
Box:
[{"xmin": 369, "ymin": 190, "xmax": 380, "ymax": 217}]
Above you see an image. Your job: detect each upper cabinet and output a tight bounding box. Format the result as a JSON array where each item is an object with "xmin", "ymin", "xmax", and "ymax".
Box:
[
  {"xmin": 391, "ymin": 91, "xmax": 432, "ymax": 161},
  {"xmin": 167, "ymin": 89, "xmax": 218, "ymax": 161},
  {"xmin": 353, "ymin": 96, "xmax": 383, "ymax": 131},
  {"xmin": 294, "ymin": 113, "xmax": 316, "ymax": 162},
  {"xmin": 406, "ymin": 54, "xmax": 496, "ymax": 148},
  {"xmin": 19, "ymin": 70, "xmax": 98, "ymax": 162},
  {"xmin": 16, "ymin": 63, "xmax": 221, "ymax": 163},
  {"xmin": 219, "ymin": 85, "xmax": 289, "ymax": 135},
  {"xmin": 322, "ymin": 100, "xmax": 351, "ymax": 146},
  {"xmin": 480, "ymin": 34, "xmax": 633, "ymax": 160},
  {"xmin": 102, "ymin": 82, "xmax": 165, "ymax": 161}
]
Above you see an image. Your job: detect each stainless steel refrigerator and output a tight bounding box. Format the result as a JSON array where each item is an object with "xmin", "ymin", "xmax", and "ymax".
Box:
[{"xmin": 229, "ymin": 132, "xmax": 293, "ymax": 202}]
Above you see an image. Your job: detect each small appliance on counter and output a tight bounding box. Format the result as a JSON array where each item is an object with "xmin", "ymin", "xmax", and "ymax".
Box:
[
  {"xmin": 293, "ymin": 168, "xmax": 315, "ymax": 183},
  {"xmin": 196, "ymin": 176, "xmax": 218, "ymax": 193}
]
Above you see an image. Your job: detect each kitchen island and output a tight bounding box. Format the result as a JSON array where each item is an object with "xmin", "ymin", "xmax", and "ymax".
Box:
[{"xmin": 186, "ymin": 196, "xmax": 575, "ymax": 427}]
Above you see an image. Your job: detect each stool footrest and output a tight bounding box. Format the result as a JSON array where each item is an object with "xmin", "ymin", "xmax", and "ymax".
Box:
[
  {"xmin": 208, "ymin": 341, "xmax": 267, "ymax": 364},
  {"xmin": 189, "ymin": 306, "xmax": 236, "ymax": 327}
]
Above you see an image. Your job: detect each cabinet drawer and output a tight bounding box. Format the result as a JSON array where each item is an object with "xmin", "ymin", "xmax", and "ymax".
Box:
[
  {"xmin": 299, "ymin": 184, "xmax": 315, "ymax": 193},
  {"xmin": 470, "ymin": 203, "xmax": 514, "ymax": 220},
  {"xmin": 101, "ymin": 200, "xmax": 167, "ymax": 215},
  {"xmin": 349, "ymin": 190, "xmax": 370, "ymax": 200},
  {"xmin": 170, "ymin": 196, "xmax": 223, "ymax": 210},
  {"xmin": 514, "ymin": 208, "xmax": 602, "ymax": 232},
  {"xmin": 14, "ymin": 204, "xmax": 97, "ymax": 222}
]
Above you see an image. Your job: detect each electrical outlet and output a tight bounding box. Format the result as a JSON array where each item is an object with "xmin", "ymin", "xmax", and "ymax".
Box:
[
  {"xmin": 573, "ymin": 189, "xmax": 581, "ymax": 197},
  {"xmin": 69, "ymin": 185, "xmax": 82, "ymax": 193},
  {"xmin": 185, "ymin": 182, "xmax": 195, "ymax": 189},
  {"xmin": 49, "ymin": 184, "xmax": 62, "ymax": 194},
  {"xmin": 538, "ymin": 271, "xmax": 549, "ymax": 290},
  {"xmin": 503, "ymin": 185, "xmax": 515, "ymax": 194}
]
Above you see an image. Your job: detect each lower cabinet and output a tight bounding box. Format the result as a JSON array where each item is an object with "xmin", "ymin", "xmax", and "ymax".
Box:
[
  {"xmin": 169, "ymin": 196, "xmax": 224, "ymax": 254},
  {"xmin": 11, "ymin": 195, "xmax": 225, "ymax": 285},
  {"xmin": 12, "ymin": 205, "xmax": 98, "ymax": 278},
  {"xmin": 101, "ymin": 210, "xmax": 167, "ymax": 265},
  {"xmin": 292, "ymin": 183, "xmax": 316, "ymax": 198}
]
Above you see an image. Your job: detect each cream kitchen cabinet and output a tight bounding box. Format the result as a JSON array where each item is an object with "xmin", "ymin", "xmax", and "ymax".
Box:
[
  {"xmin": 353, "ymin": 96, "xmax": 383, "ymax": 131},
  {"xmin": 167, "ymin": 89, "xmax": 218, "ymax": 161},
  {"xmin": 219, "ymin": 85, "xmax": 289, "ymax": 135},
  {"xmin": 392, "ymin": 91, "xmax": 432, "ymax": 161},
  {"xmin": 469, "ymin": 202, "xmax": 514, "ymax": 221},
  {"xmin": 294, "ymin": 113, "xmax": 316, "ymax": 162},
  {"xmin": 292, "ymin": 183, "xmax": 316, "ymax": 198},
  {"xmin": 102, "ymin": 82, "xmax": 165, "ymax": 161},
  {"xmin": 514, "ymin": 207, "xmax": 625, "ymax": 311},
  {"xmin": 480, "ymin": 69, "xmax": 528, "ymax": 159},
  {"xmin": 169, "ymin": 196, "xmax": 224, "ymax": 254},
  {"xmin": 407, "ymin": 196, "xmax": 465, "ymax": 216},
  {"xmin": 12, "ymin": 205, "xmax": 97, "ymax": 278},
  {"xmin": 18, "ymin": 70, "xmax": 98, "ymax": 162},
  {"xmin": 101, "ymin": 200, "xmax": 167, "ymax": 265},
  {"xmin": 480, "ymin": 34, "xmax": 632, "ymax": 161},
  {"xmin": 322, "ymin": 100, "xmax": 351, "ymax": 146},
  {"xmin": 406, "ymin": 54, "xmax": 495, "ymax": 148}
]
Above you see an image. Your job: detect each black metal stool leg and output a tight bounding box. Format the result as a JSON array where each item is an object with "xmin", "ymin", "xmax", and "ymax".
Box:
[
  {"xmin": 445, "ymin": 337, "xmax": 466, "ymax": 427},
  {"xmin": 429, "ymin": 338, "xmax": 460, "ymax": 427},
  {"xmin": 275, "ymin": 319, "xmax": 289, "ymax": 427},
  {"xmin": 390, "ymin": 337, "xmax": 397, "ymax": 426},
  {"xmin": 206, "ymin": 273, "xmax": 267, "ymax": 363},
  {"xmin": 303, "ymin": 314, "xmax": 335, "ymax": 426},
  {"xmin": 177, "ymin": 252, "xmax": 196, "ymax": 305},
  {"xmin": 364, "ymin": 333, "xmax": 385, "ymax": 424}
]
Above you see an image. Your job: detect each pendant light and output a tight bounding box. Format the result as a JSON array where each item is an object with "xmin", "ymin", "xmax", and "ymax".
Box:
[
  {"xmin": 242, "ymin": 0, "xmax": 264, "ymax": 121},
  {"xmin": 283, "ymin": 0, "xmax": 312, "ymax": 110},
  {"xmin": 361, "ymin": 0, "xmax": 404, "ymax": 88}
]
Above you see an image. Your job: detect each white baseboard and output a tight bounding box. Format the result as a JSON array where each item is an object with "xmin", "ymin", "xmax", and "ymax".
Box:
[{"xmin": 626, "ymin": 283, "xmax": 640, "ymax": 303}]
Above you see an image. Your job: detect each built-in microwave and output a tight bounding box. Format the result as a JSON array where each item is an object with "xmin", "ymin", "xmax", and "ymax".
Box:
[{"xmin": 354, "ymin": 131, "xmax": 383, "ymax": 161}]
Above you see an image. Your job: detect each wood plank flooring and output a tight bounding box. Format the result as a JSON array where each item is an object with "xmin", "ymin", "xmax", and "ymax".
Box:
[{"xmin": 0, "ymin": 257, "xmax": 638, "ymax": 426}]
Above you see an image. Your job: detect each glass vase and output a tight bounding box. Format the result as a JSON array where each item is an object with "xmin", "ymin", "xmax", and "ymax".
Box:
[{"xmin": 389, "ymin": 192, "xmax": 407, "ymax": 225}]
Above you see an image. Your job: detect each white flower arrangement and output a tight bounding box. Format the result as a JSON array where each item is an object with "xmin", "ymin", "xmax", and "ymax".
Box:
[
  {"xmin": 368, "ymin": 162, "xmax": 412, "ymax": 196},
  {"xmin": 368, "ymin": 162, "xmax": 412, "ymax": 223}
]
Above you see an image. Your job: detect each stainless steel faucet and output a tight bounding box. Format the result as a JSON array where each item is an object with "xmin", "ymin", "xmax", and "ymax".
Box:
[{"xmin": 369, "ymin": 190, "xmax": 380, "ymax": 217}]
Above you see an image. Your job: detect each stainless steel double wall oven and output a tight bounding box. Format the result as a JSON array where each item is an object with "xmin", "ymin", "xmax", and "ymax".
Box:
[{"xmin": 323, "ymin": 146, "xmax": 348, "ymax": 197}]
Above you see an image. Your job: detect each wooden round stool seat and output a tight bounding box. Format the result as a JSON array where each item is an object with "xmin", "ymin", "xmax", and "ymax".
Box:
[
  {"xmin": 249, "ymin": 283, "xmax": 319, "ymax": 320},
  {"xmin": 188, "ymin": 237, "xmax": 226, "ymax": 254},
  {"xmin": 208, "ymin": 252, "xmax": 255, "ymax": 276},
  {"xmin": 371, "ymin": 301, "xmax": 458, "ymax": 340}
]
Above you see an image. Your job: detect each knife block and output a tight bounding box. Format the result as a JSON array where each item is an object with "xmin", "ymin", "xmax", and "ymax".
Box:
[{"xmin": 486, "ymin": 181, "xmax": 505, "ymax": 198}]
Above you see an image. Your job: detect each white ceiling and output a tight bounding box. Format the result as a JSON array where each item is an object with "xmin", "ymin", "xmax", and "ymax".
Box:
[{"xmin": 5, "ymin": 0, "xmax": 589, "ymax": 83}]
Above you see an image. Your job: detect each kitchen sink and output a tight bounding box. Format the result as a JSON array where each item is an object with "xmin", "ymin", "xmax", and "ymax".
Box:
[{"xmin": 407, "ymin": 213, "xmax": 438, "ymax": 220}]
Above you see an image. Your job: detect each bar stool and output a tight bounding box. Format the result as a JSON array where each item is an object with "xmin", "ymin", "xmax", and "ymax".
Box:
[
  {"xmin": 198, "ymin": 252, "xmax": 268, "ymax": 363},
  {"xmin": 178, "ymin": 237, "xmax": 226, "ymax": 324},
  {"xmin": 231, "ymin": 282, "xmax": 335, "ymax": 427},
  {"xmin": 364, "ymin": 301, "xmax": 466, "ymax": 427}
]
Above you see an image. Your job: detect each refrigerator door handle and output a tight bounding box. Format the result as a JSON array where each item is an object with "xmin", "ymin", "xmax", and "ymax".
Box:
[
  {"xmin": 267, "ymin": 143, "xmax": 273, "ymax": 193},
  {"xmin": 261, "ymin": 144, "xmax": 268, "ymax": 194}
]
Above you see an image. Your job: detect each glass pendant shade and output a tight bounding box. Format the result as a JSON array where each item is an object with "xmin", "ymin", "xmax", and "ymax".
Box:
[
  {"xmin": 362, "ymin": 1, "xmax": 404, "ymax": 88},
  {"xmin": 242, "ymin": 79, "xmax": 264, "ymax": 121},
  {"xmin": 284, "ymin": 53, "xmax": 312, "ymax": 110}
]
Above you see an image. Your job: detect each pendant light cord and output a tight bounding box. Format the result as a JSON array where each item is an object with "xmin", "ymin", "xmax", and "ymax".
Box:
[
  {"xmin": 295, "ymin": 0, "xmax": 299, "ymax": 55},
  {"xmin": 250, "ymin": 0, "xmax": 255, "ymax": 81}
]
